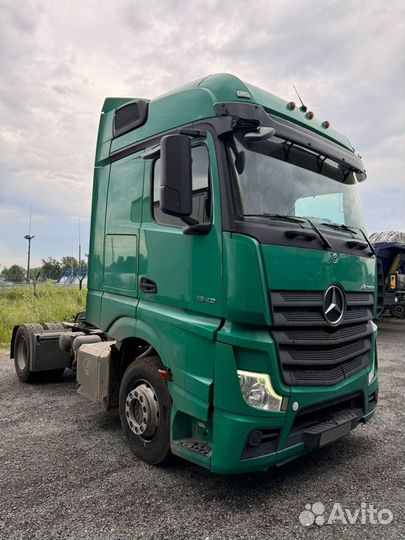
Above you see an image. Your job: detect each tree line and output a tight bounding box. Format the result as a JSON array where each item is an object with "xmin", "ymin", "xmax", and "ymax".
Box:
[{"xmin": 1, "ymin": 256, "xmax": 88, "ymax": 283}]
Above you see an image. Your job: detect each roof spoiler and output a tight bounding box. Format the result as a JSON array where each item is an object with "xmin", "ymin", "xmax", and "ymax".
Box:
[{"xmin": 214, "ymin": 102, "xmax": 366, "ymax": 180}]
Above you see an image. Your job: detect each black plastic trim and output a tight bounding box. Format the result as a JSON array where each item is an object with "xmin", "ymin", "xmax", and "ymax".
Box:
[
  {"xmin": 109, "ymin": 117, "xmax": 230, "ymax": 163},
  {"xmin": 139, "ymin": 277, "xmax": 157, "ymax": 294},
  {"xmin": 270, "ymin": 290, "xmax": 374, "ymax": 386},
  {"xmin": 295, "ymin": 391, "xmax": 364, "ymax": 423},
  {"xmin": 285, "ymin": 229, "xmax": 317, "ymax": 241},
  {"xmin": 113, "ymin": 100, "xmax": 150, "ymax": 139},
  {"xmin": 302, "ymin": 409, "xmax": 362, "ymax": 449},
  {"xmin": 242, "ymin": 428, "xmax": 280, "ymax": 459},
  {"xmin": 229, "ymin": 220, "xmax": 374, "ymax": 258},
  {"xmin": 286, "ymin": 392, "xmax": 364, "ymax": 447},
  {"xmin": 279, "ymin": 339, "xmax": 371, "ymax": 367},
  {"xmin": 272, "ymin": 321, "xmax": 373, "ymax": 346},
  {"xmin": 214, "ymin": 102, "xmax": 366, "ymax": 176}
]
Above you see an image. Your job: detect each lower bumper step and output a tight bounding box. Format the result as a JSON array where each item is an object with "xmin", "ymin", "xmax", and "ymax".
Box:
[
  {"xmin": 175, "ymin": 439, "xmax": 212, "ymax": 456},
  {"xmin": 303, "ymin": 408, "xmax": 363, "ymax": 449}
]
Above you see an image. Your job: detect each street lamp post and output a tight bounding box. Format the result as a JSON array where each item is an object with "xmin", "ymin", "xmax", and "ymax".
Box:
[{"xmin": 24, "ymin": 234, "xmax": 35, "ymax": 282}]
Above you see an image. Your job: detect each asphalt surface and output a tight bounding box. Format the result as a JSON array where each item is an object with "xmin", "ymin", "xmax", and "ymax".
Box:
[{"xmin": 0, "ymin": 318, "xmax": 404, "ymax": 540}]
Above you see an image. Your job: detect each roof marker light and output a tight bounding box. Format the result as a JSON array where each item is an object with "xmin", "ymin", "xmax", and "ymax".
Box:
[
  {"xmin": 286, "ymin": 101, "xmax": 296, "ymax": 111},
  {"xmin": 306, "ymin": 111, "xmax": 314, "ymax": 120},
  {"xmin": 236, "ymin": 90, "xmax": 251, "ymax": 99},
  {"xmin": 322, "ymin": 120, "xmax": 331, "ymax": 129}
]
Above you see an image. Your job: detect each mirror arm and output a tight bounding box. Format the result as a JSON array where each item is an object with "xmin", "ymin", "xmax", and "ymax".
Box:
[
  {"xmin": 178, "ymin": 128, "xmax": 207, "ymax": 137},
  {"xmin": 183, "ymin": 222, "xmax": 212, "ymax": 236},
  {"xmin": 181, "ymin": 216, "xmax": 198, "ymax": 226},
  {"xmin": 143, "ymin": 146, "xmax": 160, "ymax": 160}
]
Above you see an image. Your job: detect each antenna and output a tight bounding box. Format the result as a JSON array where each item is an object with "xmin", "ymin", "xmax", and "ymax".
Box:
[
  {"xmin": 293, "ymin": 85, "xmax": 307, "ymax": 112},
  {"xmin": 78, "ymin": 217, "xmax": 82, "ymax": 279}
]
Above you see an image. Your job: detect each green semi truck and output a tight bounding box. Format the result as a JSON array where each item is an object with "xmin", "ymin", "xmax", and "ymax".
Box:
[{"xmin": 11, "ymin": 74, "xmax": 379, "ymax": 474}]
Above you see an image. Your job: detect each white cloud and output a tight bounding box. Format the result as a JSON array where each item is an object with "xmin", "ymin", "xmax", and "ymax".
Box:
[{"xmin": 0, "ymin": 0, "xmax": 404, "ymax": 268}]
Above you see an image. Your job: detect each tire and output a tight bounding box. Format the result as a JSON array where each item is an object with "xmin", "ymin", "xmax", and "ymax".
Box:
[
  {"xmin": 14, "ymin": 325, "xmax": 65, "ymax": 384},
  {"xmin": 389, "ymin": 304, "xmax": 405, "ymax": 319},
  {"xmin": 119, "ymin": 355, "xmax": 172, "ymax": 465},
  {"xmin": 42, "ymin": 322, "xmax": 66, "ymax": 331},
  {"xmin": 14, "ymin": 325, "xmax": 36, "ymax": 383}
]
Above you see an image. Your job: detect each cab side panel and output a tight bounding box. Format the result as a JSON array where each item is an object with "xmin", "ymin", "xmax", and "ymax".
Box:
[{"xmin": 99, "ymin": 154, "xmax": 144, "ymax": 330}]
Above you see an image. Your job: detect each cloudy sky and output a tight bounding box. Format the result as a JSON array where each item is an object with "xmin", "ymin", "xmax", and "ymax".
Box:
[{"xmin": 0, "ymin": 0, "xmax": 404, "ymax": 269}]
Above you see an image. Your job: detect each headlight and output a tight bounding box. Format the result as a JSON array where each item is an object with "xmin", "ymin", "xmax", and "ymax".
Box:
[
  {"xmin": 368, "ymin": 361, "xmax": 375, "ymax": 385},
  {"xmin": 368, "ymin": 321, "xmax": 378, "ymax": 384},
  {"xmin": 237, "ymin": 370, "xmax": 283, "ymax": 412}
]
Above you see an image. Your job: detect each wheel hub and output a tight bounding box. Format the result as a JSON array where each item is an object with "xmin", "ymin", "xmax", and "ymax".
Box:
[{"xmin": 125, "ymin": 383, "xmax": 159, "ymax": 439}]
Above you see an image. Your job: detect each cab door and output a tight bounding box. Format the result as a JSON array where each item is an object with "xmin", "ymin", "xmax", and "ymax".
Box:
[
  {"xmin": 139, "ymin": 134, "xmax": 222, "ymax": 318},
  {"xmin": 138, "ymin": 133, "xmax": 223, "ymax": 417}
]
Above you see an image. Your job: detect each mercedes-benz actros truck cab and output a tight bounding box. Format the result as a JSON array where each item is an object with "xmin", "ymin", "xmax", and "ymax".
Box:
[{"xmin": 11, "ymin": 74, "xmax": 379, "ymax": 474}]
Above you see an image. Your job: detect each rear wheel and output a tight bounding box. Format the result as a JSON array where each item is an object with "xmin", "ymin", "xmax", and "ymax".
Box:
[
  {"xmin": 14, "ymin": 325, "xmax": 65, "ymax": 383},
  {"xmin": 119, "ymin": 355, "xmax": 171, "ymax": 465},
  {"xmin": 42, "ymin": 322, "xmax": 66, "ymax": 331},
  {"xmin": 14, "ymin": 326, "xmax": 35, "ymax": 382}
]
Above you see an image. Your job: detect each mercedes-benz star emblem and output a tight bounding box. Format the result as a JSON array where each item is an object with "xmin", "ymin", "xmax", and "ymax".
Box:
[{"xmin": 323, "ymin": 285, "xmax": 345, "ymax": 326}]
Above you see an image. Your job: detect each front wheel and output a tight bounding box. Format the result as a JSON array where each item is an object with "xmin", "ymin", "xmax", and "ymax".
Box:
[{"xmin": 119, "ymin": 355, "xmax": 172, "ymax": 465}]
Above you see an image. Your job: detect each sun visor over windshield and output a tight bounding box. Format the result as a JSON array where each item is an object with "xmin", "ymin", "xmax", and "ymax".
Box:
[{"xmin": 214, "ymin": 102, "xmax": 366, "ymax": 180}]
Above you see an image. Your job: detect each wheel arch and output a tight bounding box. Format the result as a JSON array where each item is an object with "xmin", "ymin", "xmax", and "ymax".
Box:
[
  {"xmin": 108, "ymin": 316, "xmax": 171, "ymax": 369},
  {"xmin": 106, "ymin": 317, "xmax": 170, "ymax": 409}
]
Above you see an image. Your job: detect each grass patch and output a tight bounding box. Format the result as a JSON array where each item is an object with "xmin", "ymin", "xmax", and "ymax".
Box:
[{"xmin": 0, "ymin": 283, "xmax": 86, "ymax": 348}]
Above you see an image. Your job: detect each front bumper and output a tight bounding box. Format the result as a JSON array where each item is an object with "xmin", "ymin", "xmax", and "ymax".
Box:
[
  {"xmin": 210, "ymin": 338, "xmax": 378, "ymax": 474},
  {"xmin": 211, "ymin": 386, "xmax": 377, "ymax": 474}
]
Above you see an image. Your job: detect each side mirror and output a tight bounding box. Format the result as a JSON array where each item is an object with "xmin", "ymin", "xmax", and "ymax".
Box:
[{"xmin": 160, "ymin": 134, "xmax": 192, "ymax": 217}]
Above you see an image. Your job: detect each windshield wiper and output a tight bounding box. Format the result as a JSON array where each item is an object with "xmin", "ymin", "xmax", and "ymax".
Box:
[
  {"xmin": 320, "ymin": 222, "xmax": 357, "ymax": 235},
  {"xmin": 305, "ymin": 218, "xmax": 332, "ymax": 249},
  {"xmin": 358, "ymin": 229, "xmax": 375, "ymax": 255},
  {"xmin": 244, "ymin": 213, "xmax": 332, "ymax": 249},
  {"xmin": 320, "ymin": 222, "xmax": 375, "ymax": 255},
  {"xmin": 244, "ymin": 213, "xmax": 306, "ymax": 224}
]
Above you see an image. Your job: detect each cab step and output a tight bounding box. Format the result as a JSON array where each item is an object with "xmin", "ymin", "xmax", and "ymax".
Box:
[{"xmin": 174, "ymin": 439, "xmax": 212, "ymax": 456}]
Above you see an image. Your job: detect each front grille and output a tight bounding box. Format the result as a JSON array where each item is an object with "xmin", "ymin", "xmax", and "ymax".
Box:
[
  {"xmin": 271, "ymin": 291, "xmax": 373, "ymax": 326},
  {"xmin": 270, "ymin": 290, "xmax": 374, "ymax": 386}
]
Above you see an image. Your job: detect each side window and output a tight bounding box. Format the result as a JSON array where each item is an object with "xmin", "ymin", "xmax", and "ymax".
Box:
[{"xmin": 152, "ymin": 144, "xmax": 210, "ymax": 227}]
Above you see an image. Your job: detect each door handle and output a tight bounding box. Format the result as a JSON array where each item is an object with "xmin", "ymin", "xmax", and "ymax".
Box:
[{"xmin": 140, "ymin": 277, "xmax": 157, "ymax": 294}]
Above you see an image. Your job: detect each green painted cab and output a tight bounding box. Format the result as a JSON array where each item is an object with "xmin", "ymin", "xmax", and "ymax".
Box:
[{"xmin": 85, "ymin": 74, "xmax": 378, "ymax": 473}]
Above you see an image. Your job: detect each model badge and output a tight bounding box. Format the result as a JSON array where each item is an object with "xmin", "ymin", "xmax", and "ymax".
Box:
[
  {"xmin": 323, "ymin": 285, "xmax": 346, "ymax": 326},
  {"xmin": 196, "ymin": 296, "xmax": 216, "ymax": 304},
  {"xmin": 361, "ymin": 283, "xmax": 375, "ymax": 291}
]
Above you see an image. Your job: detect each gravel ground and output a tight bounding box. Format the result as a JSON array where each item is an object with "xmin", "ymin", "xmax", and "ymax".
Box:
[{"xmin": 0, "ymin": 319, "xmax": 404, "ymax": 540}]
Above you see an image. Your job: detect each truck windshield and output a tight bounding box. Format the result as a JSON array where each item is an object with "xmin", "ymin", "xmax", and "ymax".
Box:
[{"xmin": 227, "ymin": 133, "xmax": 366, "ymax": 231}]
